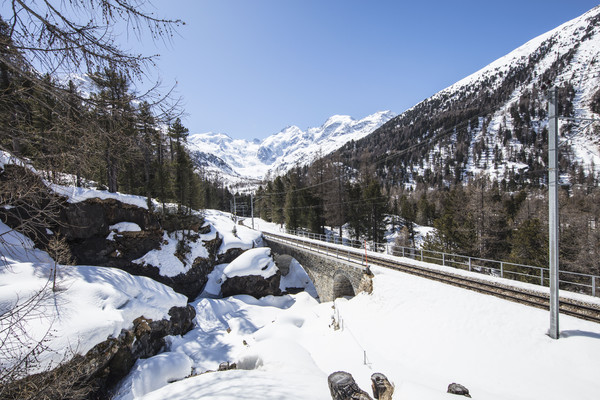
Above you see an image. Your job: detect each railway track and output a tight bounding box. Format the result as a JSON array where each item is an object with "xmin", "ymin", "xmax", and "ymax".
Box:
[{"xmin": 264, "ymin": 232, "xmax": 600, "ymax": 324}]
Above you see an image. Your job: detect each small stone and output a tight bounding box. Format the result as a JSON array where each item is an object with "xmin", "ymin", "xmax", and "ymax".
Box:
[
  {"xmin": 218, "ymin": 361, "xmax": 236, "ymax": 371},
  {"xmin": 218, "ymin": 362, "xmax": 229, "ymax": 371},
  {"xmin": 447, "ymin": 383, "xmax": 472, "ymax": 398}
]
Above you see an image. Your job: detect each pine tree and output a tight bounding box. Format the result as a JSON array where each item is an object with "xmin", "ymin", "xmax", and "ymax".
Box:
[
  {"xmin": 169, "ymin": 118, "xmax": 191, "ymax": 212},
  {"xmin": 90, "ymin": 68, "xmax": 135, "ymax": 193},
  {"xmin": 284, "ymin": 185, "xmax": 300, "ymax": 231},
  {"xmin": 363, "ymin": 179, "xmax": 388, "ymax": 243},
  {"xmin": 323, "ymin": 156, "xmax": 347, "ymax": 238},
  {"xmin": 135, "ymin": 101, "xmax": 158, "ymax": 208},
  {"xmin": 346, "ymin": 182, "xmax": 364, "ymax": 240},
  {"xmin": 510, "ymin": 218, "xmax": 547, "ymax": 268},
  {"xmin": 271, "ymin": 176, "xmax": 286, "ymax": 226},
  {"xmin": 399, "ymin": 195, "xmax": 416, "ymax": 247}
]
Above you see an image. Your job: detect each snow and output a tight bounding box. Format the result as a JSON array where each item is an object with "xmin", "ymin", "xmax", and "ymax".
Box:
[
  {"xmin": 132, "ymin": 210, "xmax": 263, "ymax": 278},
  {"xmin": 203, "ymin": 210, "xmax": 263, "ymax": 253},
  {"xmin": 279, "ymin": 258, "xmax": 319, "ymax": 298},
  {"xmin": 133, "ymin": 230, "xmax": 211, "ymax": 277},
  {"xmin": 186, "ymin": 111, "xmax": 395, "ymax": 187},
  {"xmin": 0, "ymin": 222, "xmax": 188, "ymax": 373},
  {"xmin": 0, "ymin": 150, "xmax": 156, "ymax": 209},
  {"xmin": 113, "ymin": 352, "xmax": 194, "ymax": 400},
  {"xmin": 110, "ymin": 222, "xmax": 142, "ymax": 233},
  {"xmin": 50, "ymin": 184, "xmax": 151, "ymax": 209},
  {"xmin": 199, "ymin": 249, "xmax": 318, "ymax": 298},
  {"xmin": 0, "ymin": 150, "xmax": 37, "ymax": 173},
  {"xmin": 113, "ymin": 262, "xmax": 600, "ymax": 400},
  {"xmin": 108, "ymin": 222, "xmax": 142, "ymax": 240},
  {"xmin": 222, "ymin": 247, "xmax": 277, "ymax": 279},
  {"xmin": 106, "ymin": 212, "xmax": 600, "ymax": 400},
  {"xmin": 4, "ymin": 200, "xmax": 598, "ymax": 399}
]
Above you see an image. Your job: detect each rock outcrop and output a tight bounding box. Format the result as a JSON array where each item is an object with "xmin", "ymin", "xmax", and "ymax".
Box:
[
  {"xmin": 57, "ymin": 198, "xmax": 223, "ymax": 301},
  {"xmin": 273, "ymin": 254, "xmax": 293, "ymax": 276},
  {"xmin": 220, "ymin": 271, "xmax": 282, "ymax": 299},
  {"xmin": 2, "ymin": 305, "xmax": 196, "ymax": 400},
  {"xmin": 357, "ymin": 266, "xmax": 374, "ymax": 295},
  {"xmin": 84, "ymin": 304, "xmax": 196, "ymax": 397},
  {"xmin": 59, "ymin": 198, "xmax": 162, "ymax": 266}
]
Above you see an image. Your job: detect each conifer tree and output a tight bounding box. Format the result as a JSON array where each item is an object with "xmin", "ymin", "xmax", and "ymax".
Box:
[
  {"xmin": 346, "ymin": 182, "xmax": 364, "ymax": 240},
  {"xmin": 363, "ymin": 179, "xmax": 388, "ymax": 243},
  {"xmin": 399, "ymin": 195, "xmax": 416, "ymax": 246},
  {"xmin": 323, "ymin": 156, "xmax": 347, "ymax": 237},
  {"xmin": 90, "ymin": 68, "xmax": 135, "ymax": 193},
  {"xmin": 284, "ymin": 185, "xmax": 300, "ymax": 231},
  {"xmin": 136, "ymin": 101, "xmax": 158, "ymax": 208},
  {"xmin": 271, "ymin": 176, "xmax": 286, "ymax": 226},
  {"xmin": 169, "ymin": 118, "xmax": 192, "ymax": 213}
]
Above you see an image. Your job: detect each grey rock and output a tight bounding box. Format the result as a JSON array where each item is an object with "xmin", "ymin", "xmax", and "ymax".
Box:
[
  {"xmin": 217, "ymin": 361, "xmax": 237, "ymax": 371},
  {"xmin": 448, "ymin": 382, "xmax": 472, "ymax": 398},
  {"xmin": 328, "ymin": 371, "xmax": 373, "ymax": 400},
  {"xmin": 274, "ymin": 253, "xmax": 294, "ymax": 276},
  {"xmin": 221, "ymin": 271, "xmax": 282, "ymax": 299}
]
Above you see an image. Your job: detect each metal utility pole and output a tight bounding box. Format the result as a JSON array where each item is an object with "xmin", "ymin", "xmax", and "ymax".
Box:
[
  {"xmin": 233, "ymin": 196, "xmax": 237, "ymax": 223},
  {"xmin": 548, "ymin": 86, "xmax": 560, "ymax": 340},
  {"xmin": 251, "ymin": 193, "xmax": 255, "ymax": 229}
]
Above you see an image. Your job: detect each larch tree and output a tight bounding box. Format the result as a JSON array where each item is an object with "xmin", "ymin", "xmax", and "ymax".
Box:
[{"xmin": 0, "ymin": 1, "xmax": 182, "ymax": 397}]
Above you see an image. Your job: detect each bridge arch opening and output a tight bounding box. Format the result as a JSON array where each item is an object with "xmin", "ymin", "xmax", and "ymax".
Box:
[{"xmin": 333, "ymin": 270, "xmax": 355, "ymax": 299}]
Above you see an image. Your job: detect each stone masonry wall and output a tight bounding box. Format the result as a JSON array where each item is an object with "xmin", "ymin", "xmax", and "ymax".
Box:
[{"xmin": 265, "ymin": 238, "xmax": 365, "ymax": 302}]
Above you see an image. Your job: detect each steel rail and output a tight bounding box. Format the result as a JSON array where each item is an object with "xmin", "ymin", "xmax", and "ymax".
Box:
[{"xmin": 264, "ymin": 232, "xmax": 600, "ymax": 324}]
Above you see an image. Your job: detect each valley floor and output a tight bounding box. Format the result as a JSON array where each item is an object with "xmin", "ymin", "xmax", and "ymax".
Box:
[
  {"xmin": 2, "ymin": 204, "xmax": 599, "ymax": 400},
  {"xmin": 116, "ymin": 262, "xmax": 600, "ymax": 400}
]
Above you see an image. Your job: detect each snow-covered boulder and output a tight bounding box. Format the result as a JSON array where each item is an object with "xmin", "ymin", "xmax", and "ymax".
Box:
[{"xmin": 220, "ymin": 248, "xmax": 282, "ymax": 298}]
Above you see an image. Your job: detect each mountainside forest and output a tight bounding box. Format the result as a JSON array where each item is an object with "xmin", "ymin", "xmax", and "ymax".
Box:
[
  {"xmin": 0, "ymin": 18, "xmax": 235, "ymax": 217},
  {"xmin": 255, "ymin": 7, "xmax": 600, "ymax": 279}
]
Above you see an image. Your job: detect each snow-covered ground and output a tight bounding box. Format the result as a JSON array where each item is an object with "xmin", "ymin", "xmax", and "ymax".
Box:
[
  {"xmin": 110, "ymin": 216, "xmax": 600, "ymax": 400},
  {"xmin": 2, "ymin": 186, "xmax": 599, "ymax": 399},
  {"xmin": 114, "ymin": 261, "xmax": 600, "ymax": 400},
  {"xmin": 0, "ymin": 222, "xmax": 188, "ymax": 373}
]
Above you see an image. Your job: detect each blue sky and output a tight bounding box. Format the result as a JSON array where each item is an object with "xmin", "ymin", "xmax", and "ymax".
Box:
[{"xmin": 137, "ymin": 0, "xmax": 600, "ymax": 140}]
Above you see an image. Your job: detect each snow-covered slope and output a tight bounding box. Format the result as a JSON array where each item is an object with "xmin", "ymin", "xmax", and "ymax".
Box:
[
  {"xmin": 0, "ymin": 221, "xmax": 188, "ymax": 373},
  {"xmin": 113, "ymin": 252, "xmax": 600, "ymax": 400},
  {"xmin": 339, "ymin": 5, "xmax": 600, "ymax": 187},
  {"xmin": 186, "ymin": 111, "xmax": 395, "ymax": 185}
]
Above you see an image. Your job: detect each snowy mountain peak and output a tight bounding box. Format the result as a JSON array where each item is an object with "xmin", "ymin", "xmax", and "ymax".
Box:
[
  {"xmin": 188, "ymin": 132, "xmax": 232, "ymax": 146},
  {"xmin": 186, "ymin": 111, "xmax": 395, "ymax": 188}
]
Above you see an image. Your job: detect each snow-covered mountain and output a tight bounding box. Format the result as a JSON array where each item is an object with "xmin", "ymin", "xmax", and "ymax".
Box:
[
  {"xmin": 186, "ymin": 111, "xmax": 395, "ymax": 186},
  {"xmin": 335, "ymin": 6, "xmax": 600, "ymax": 188}
]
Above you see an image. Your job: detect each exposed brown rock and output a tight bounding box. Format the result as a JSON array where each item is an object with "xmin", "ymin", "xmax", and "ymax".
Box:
[{"xmin": 371, "ymin": 373, "xmax": 394, "ymax": 400}]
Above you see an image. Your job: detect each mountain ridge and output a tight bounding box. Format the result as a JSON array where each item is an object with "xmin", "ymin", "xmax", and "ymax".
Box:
[
  {"xmin": 186, "ymin": 110, "xmax": 395, "ymax": 187},
  {"xmin": 333, "ymin": 5, "xmax": 600, "ymax": 188}
]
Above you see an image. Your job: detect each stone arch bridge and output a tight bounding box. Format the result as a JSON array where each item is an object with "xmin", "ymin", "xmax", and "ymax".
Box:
[{"xmin": 264, "ymin": 233, "xmax": 369, "ymax": 302}]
